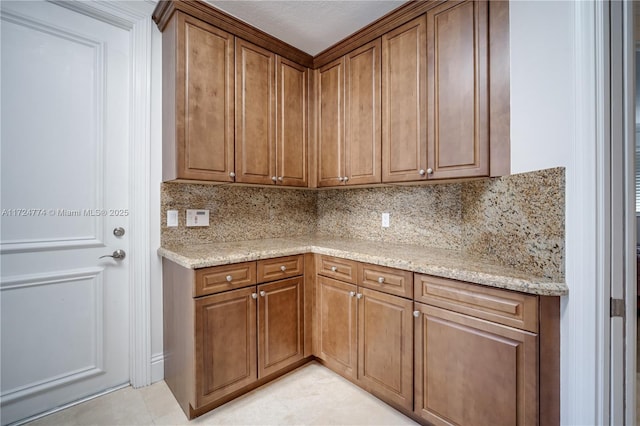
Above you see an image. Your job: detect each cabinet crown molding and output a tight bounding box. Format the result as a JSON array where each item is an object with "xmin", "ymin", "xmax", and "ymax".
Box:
[{"xmin": 152, "ymin": 0, "xmax": 314, "ymax": 68}]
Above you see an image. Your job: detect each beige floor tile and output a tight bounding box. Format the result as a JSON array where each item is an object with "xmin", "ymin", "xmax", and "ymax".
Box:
[
  {"xmin": 139, "ymin": 381, "xmax": 184, "ymax": 421},
  {"xmin": 27, "ymin": 362, "xmax": 416, "ymax": 426}
]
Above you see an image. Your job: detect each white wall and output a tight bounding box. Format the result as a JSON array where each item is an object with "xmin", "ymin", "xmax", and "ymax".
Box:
[
  {"xmin": 510, "ymin": 1, "xmax": 573, "ymax": 173},
  {"xmin": 150, "ymin": 23, "xmax": 164, "ymax": 383},
  {"xmin": 510, "ymin": 1, "xmax": 599, "ymax": 425}
]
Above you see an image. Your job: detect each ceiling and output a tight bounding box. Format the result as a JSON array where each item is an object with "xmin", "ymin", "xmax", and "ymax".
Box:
[{"xmin": 205, "ymin": 1, "xmax": 407, "ymax": 56}]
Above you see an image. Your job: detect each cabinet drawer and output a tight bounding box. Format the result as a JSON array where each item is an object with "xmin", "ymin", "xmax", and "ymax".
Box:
[
  {"xmin": 195, "ymin": 262, "xmax": 257, "ymax": 297},
  {"xmin": 358, "ymin": 263, "xmax": 413, "ymax": 298},
  {"xmin": 414, "ymin": 274, "xmax": 538, "ymax": 333},
  {"xmin": 317, "ymin": 255, "xmax": 358, "ymax": 284},
  {"xmin": 257, "ymin": 255, "xmax": 304, "ymax": 282}
]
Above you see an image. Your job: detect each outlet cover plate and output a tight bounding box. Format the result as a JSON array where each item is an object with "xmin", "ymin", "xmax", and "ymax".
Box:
[
  {"xmin": 167, "ymin": 210, "xmax": 178, "ymax": 227},
  {"xmin": 382, "ymin": 212, "xmax": 390, "ymax": 228}
]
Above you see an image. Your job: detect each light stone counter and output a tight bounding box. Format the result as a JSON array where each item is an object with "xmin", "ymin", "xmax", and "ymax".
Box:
[{"xmin": 158, "ymin": 237, "xmax": 568, "ymax": 296}]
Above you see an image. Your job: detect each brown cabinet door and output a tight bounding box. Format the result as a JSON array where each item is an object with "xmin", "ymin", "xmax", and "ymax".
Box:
[
  {"xmin": 174, "ymin": 13, "xmax": 234, "ymax": 182},
  {"xmin": 344, "ymin": 39, "xmax": 381, "ymax": 185},
  {"xmin": 317, "ymin": 58, "xmax": 345, "ymax": 187},
  {"xmin": 195, "ymin": 286, "xmax": 257, "ymax": 408},
  {"xmin": 316, "ymin": 276, "xmax": 357, "ymax": 379},
  {"xmin": 257, "ymin": 278, "xmax": 304, "ymax": 378},
  {"xmin": 235, "ymin": 39, "xmax": 276, "ymax": 185},
  {"xmin": 276, "ymin": 57, "xmax": 308, "ymax": 187},
  {"xmin": 357, "ymin": 288, "xmax": 413, "ymax": 411},
  {"xmin": 426, "ymin": 0, "xmax": 489, "ymax": 179},
  {"xmin": 414, "ymin": 302, "xmax": 538, "ymax": 425},
  {"xmin": 381, "ymin": 16, "xmax": 427, "ymax": 183}
]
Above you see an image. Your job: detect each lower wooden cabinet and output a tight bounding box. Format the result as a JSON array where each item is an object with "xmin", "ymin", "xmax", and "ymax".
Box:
[
  {"xmin": 165, "ymin": 255, "xmax": 557, "ymax": 424},
  {"xmin": 316, "ymin": 269, "xmax": 414, "ymax": 412},
  {"xmin": 195, "ymin": 286, "xmax": 257, "ymax": 408},
  {"xmin": 413, "ymin": 302, "xmax": 538, "ymax": 425},
  {"xmin": 316, "ymin": 275, "xmax": 358, "ymax": 379},
  {"xmin": 357, "ymin": 287, "xmax": 413, "ymax": 411},
  {"xmin": 258, "ymin": 277, "xmax": 304, "ymax": 377},
  {"xmin": 164, "ymin": 258, "xmax": 306, "ymax": 419}
]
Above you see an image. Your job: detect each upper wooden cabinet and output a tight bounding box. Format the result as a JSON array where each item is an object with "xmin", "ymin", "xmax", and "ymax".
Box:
[
  {"xmin": 162, "ymin": 11, "xmax": 235, "ymax": 182},
  {"xmin": 276, "ymin": 57, "xmax": 309, "ymax": 187},
  {"xmin": 426, "ymin": 0, "xmax": 489, "ymax": 179},
  {"xmin": 235, "ymin": 39, "xmax": 276, "ymax": 185},
  {"xmin": 317, "ymin": 57, "xmax": 344, "ymax": 187},
  {"xmin": 155, "ymin": 0, "xmax": 510, "ymax": 186},
  {"xmin": 236, "ymin": 40, "xmax": 309, "ymax": 186},
  {"xmin": 381, "ymin": 17, "xmax": 427, "ymax": 183},
  {"xmin": 318, "ymin": 40, "xmax": 381, "ymax": 187},
  {"xmin": 382, "ymin": 1, "xmax": 490, "ymax": 183}
]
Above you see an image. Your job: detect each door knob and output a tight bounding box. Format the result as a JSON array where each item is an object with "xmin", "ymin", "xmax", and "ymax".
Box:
[
  {"xmin": 113, "ymin": 227, "xmax": 125, "ymax": 237},
  {"xmin": 99, "ymin": 249, "xmax": 126, "ymax": 260}
]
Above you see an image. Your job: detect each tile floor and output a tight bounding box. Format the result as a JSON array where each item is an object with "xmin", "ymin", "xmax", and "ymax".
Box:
[{"xmin": 27, "ymin": 361, "xmax": 418, "ymax": 425}]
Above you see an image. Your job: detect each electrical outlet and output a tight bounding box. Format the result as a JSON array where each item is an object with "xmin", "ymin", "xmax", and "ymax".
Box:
[
  {"xmin": 186, "ymin": 209, "xmax": 210, "ymax": 227},
  {"xmin": 167, "ymin": 210, "xmax": 178, "ymax": 227},
  {"xmin": 382, "ymin": 212, "xmax": 390, "ymax": 228}
]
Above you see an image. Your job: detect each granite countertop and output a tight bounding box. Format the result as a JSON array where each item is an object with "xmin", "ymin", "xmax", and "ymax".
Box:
[{"xmin": 158, "ymin": 236, "xmax": 568, "ymax": 297}]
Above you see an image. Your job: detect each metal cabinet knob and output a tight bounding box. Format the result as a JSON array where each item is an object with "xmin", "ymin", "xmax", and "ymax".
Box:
[
  {"xmin": 426, "ymin": 168, "xmax": 433, "ymax": 175},
  {"xmin": 331, "ymin": 266, "xmax": 338, "ymax": 272},
  {"xmin": 226, "ymin": 275, "xmax": 232, "ymax": 282},
  {"xmin": 377, "ymin": 277, "xmax": 385, "ymax": 284},
  {"xmin": 252, "ymin": 293, "xmax": 258, "ymax": 299},
  {"xmin": 413, "ymin": 311, "xmax": 420, "ymax": 318},
  {"xmin": 280, "ymin": 265, "xmax": 286, "ymax": 272},
  {"xmin": 99, "ymin": 249, "xmax": 126, "ymax": 260},
  {"xmin": 343, "ymin": 176, "xmax": 349, "ymax": 183},
  {"xmin": 338, "ymin": 177, "xmax": 344, "ymax": 182},
  {"xmin": 271, "ymin": 176, "xmax": 277, "ymax": 182},
  {"xmin": 230, "ymin": 172, "xmax": 236, "ymax": 178},
  {"xmin": 356, "ymin": 293, "xmax": 363, "ymax": 299},
  {"xmin": 349, "ymin": 291, "xmax": 356, "ymax": 297},
  {"xmin": 260, "ymin": 290, "xmax": 266, "ymax": 297},
  {"xmin": 419, "ymin": 169, "xmax": 426, "ymax": 176},
  {"xmin": 277, "ymin": 176, "xmax": 283, "ymax": 182}
]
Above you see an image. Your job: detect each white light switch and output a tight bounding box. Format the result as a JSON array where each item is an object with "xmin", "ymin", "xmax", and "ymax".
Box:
[
  {"xmin": 167, "ymin": 210, "xmax": 178, "ymax": 227},
  {"xmin": 186, "ymin": 209, "xmax": 209, "ymax": 227},
  {"xmin": 382, "ymin": 212, "xmax": 390, "ymax": 228}
]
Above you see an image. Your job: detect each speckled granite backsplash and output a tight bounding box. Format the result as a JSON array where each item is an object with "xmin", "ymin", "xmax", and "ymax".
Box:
[
  {"xmin": 315, "ymin": 185, "xmax": 463, "ymax": 250},
  {"xmin": 461, "ymin": 168, "xmax": 565, "ymax": 281},
  {"xmin": 161, "ymin": 184, "xmax": 317, "ymax": 244},
  {"xmin": 161, "ymin": 168, "xmax": 564, "ymax": 281}
]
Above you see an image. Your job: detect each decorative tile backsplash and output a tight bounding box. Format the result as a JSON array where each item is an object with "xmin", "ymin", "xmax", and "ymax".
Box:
[{"xmin": 161, "ymin": 168, "xmax": 565, "ymax": 280}]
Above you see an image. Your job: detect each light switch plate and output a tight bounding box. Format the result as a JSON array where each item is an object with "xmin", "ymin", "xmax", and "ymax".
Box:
[
  {"xmin": 167, "ymin": 210, "xmax": 178, "ymax": 227},
  {"xmin": 186, "ymin": 209, "xmax": 209, "ymax": 227},
  {"xmin": 382, "ymin": 212, "xmax": 390, "ymax": 228}
]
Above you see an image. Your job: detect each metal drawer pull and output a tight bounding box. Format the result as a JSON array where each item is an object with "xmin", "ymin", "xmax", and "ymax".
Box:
[
  {"xmin": 331, "ymin": 266, "xmax": 338, "ymax": 272},
  {"xmin": 226, "ymin": 275, "xmax": 232, "ymax": 282},
  {"xmin": 377, "ymin": 277, "xmax": 385, "ymax": 284},
  {"xmin": 280, "ymin": 265, "xmax": 286, "ymax": 272}
]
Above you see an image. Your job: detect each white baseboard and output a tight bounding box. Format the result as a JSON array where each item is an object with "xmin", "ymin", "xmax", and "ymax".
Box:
[{"xmin": 151, "ymin": 353, "xmax": 164, "ymax": 383}]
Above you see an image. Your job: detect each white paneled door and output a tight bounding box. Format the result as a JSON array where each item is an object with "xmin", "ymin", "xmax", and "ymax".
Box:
[{"xmin": 0, "ymin": 1, "xmax": 131, "ymax": 424}]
